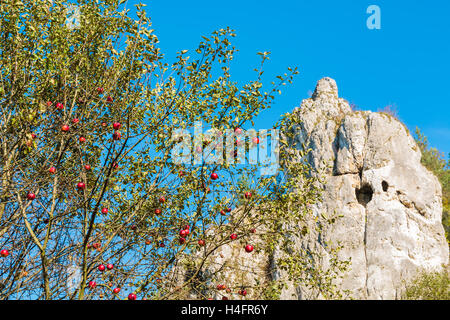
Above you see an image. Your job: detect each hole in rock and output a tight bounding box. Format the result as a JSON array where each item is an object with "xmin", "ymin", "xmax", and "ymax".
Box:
[
  {"xmin": 356, "ymin": 184, "xmax": 373, "ymax": 206},
  {"xmin": 382, "ymin": 181, "xmax": 389, "ymax": 192}
]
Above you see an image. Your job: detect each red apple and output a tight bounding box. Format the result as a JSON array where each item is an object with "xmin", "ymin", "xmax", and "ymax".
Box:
[
  {"xmin": 250, "ymin": 228, "xmax": 256, "ymax": 233},
  {"xmin": 159, "ymin": 196, "xmax": 166, "ymax": 203},
  {"xmin": 72, "ymin": 118, "xmax": 79, "ymax": 124},
  {"xmin": 27, "ymin": 193, "xmax": 36, "ymax": 201},
  {"xmin": 97, "ymin": 87, "xmax": 104, "ymax": 94},
  {"xmin": 234, "ymin": 127, "xmax": 243, "ymax": 135},
  {"xmin": 93, "ymin": 242, "xmax": 101, "ymax": 249},
  {"xmin": 46, "ymin": 101, "xmax": 52, "ymax": 107},
  {"xmin": 210, "ymin": 172, "xmax": 219, "ymax": 180},
  {"xmin": 106, "ymin": 264, "xmax": 113, "ymax": 270},
  {"xmin": 244, "ymin": 192, "xmax": 252, "ymax": 199},
  {"xmin": 88, "ymin": 281, "xmax": 96, "ymax": 288},
  {"xmin": 198, "ymin": 239, "xmax": 205, "ymax": 246},
  {"xmin": 56, "ymin": 102, "xmax": 64, "ymax": 110},
  {"xmin": 77, "ymin": 182, "xmax": 86, "ymax": 190},
  {"xmin": 61, "ymin": 125, "xmax": 70, "ymax": 132},
  {"xmin": 84, "ymin": 164, "xmax": 91, "ymax": 171},
  {"xmin": 113, "ymin": 287, "xmax": 120, "ymax": 294},
  {"xmin": 107, "ymin": 96, "xmax": 113, "ymax": 103},
  {"xmin": 31, "ymin": 133, "xmax": 37, "ymax": 139},
  {"xmin": 220, "ymin": 210, "xmax": 226, "ymax": 216},
  {"xmin": 245, "ymin": 244, "xmax": 254, "ymax": 253},
  {"xmin": 179, "ymin": 229, "xmax": 188, "ymax": 237},
  {"xmin": 179, "ymin": 237, "xmax": 186, "ymax": 244},
  {"xmin": 49, "ymin": 167, "xmax": 56, "ymax": 174},
  {"xmin": 155, "ymin": 208, "xmax": 162, "ymax": 215},
  {"xmin": 101, "ymin": 208, "xmax": 108, "ymax": 214},
  {"xmin": 230, "ymin": 233, "xmax": 237, "ymax": 240},
  {"xmin": 101, "ymin": 122, "xmax": 108, "ymax": 128},
  {"xmin": 98, "ymin": 264, "xmax": 105, "ymax": 272},
  {"xmin": 226, "ymin": 207, "xmax": 232, "ymax": 213},
  {"xmin": 252, "ymin": 137, "xmax": 259, "ymax": 144},
  {"xmin": 79, "ymin": 136, "xmax": 86, "ymax": 143},
  {"xmin": 113, "ymin": 122, "xmax": 121, "ymax": 130},
  {"xmin": 131, "ymin": 225, "xmax": 137, "ymax": 231},
  {"xmin": 112, "ymin": 131, "xmax": 121, "ymax": 140},
  {"xmin": 128, "ymin": 293, "xmax": 137, "ymax": 300},
  {"xmin": 0, "ymin": 249, "xmax": 9, "ymax": 257}
]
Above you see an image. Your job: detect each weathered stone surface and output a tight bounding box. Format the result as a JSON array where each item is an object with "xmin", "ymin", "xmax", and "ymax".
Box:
[{"xmin": 284, "ymin": 77, "xmax": 448, "ymax": 299}]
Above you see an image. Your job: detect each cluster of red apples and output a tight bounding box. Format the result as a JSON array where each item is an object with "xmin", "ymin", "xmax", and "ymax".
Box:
[{"xmin": 5, "ymin": 95, "xmax": 260, "ymax": 301}]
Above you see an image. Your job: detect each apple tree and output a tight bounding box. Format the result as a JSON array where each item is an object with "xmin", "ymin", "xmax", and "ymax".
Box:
[{"xmin": 0, "ymin": 0, "xmax": 348, "ymax": 300}]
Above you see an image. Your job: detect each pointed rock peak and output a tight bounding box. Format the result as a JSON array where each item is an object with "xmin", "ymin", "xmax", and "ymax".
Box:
[{"xmin": 312, "ymin": 77, "xmax": 338, "ymax": 100}]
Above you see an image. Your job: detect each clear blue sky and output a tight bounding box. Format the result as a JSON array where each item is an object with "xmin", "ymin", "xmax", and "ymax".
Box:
[{"xmin": 128, "ymin": 0, "xmax": 450, "ymax": 157}]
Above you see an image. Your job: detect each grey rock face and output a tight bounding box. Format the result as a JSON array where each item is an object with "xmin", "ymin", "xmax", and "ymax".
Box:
[{"xmin": 285, "ymin": 77, "xmax": 448, "ymax": 299}]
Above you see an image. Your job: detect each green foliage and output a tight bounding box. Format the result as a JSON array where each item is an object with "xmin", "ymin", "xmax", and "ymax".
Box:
[
  {"xmin": 262, "ymin": 280, "xmax": 284, "ymax": 300},
  {"xmin": 414, "ymin": 128, "xmax": 450, "ymax": 244},
  {"xmin": 403, "ymin": 268, "xmax": 450, "ymax": 300},
  {"xmin": 0, "ymin": 0, "xmax": 351, "ymax": 301}
]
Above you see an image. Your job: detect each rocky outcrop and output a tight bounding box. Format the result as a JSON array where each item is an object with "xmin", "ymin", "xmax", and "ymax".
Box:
[
  {"xmin": 170, "ymin": 78, "xmax": 449, "ymax": 300},
  {"xmin": 283, "ymin": 77, "xmax": 449, "ymax": 299}
]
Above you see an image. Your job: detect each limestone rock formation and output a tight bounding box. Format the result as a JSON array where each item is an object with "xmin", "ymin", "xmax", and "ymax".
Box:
[{"xmin": 283, "ymin": 77, "xmax": 448, "ymax": 299}]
